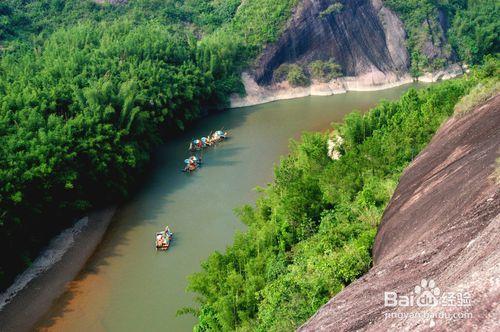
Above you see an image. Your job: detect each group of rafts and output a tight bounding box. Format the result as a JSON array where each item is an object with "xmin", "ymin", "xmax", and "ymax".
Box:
[
  {"xmin": 155, "ymin": 130, "xmax": 229, "ymax": 250},
  {"xmin": 182, "ymin": 130, "xmax": 229, "ymax": 173}
]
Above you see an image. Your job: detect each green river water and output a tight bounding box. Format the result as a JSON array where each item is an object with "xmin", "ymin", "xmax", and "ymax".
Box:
[{"xmin": 37, "ymin": 85, "xmax": 420, "ymax": 331}]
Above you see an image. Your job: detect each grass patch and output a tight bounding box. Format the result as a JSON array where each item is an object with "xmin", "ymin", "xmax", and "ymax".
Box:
[{"xmin": 454, "ymin": 79, "xmax": 500, "ymax": 115}]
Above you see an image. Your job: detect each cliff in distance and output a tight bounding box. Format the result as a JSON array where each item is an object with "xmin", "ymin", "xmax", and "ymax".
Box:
[
  {"xmin": 231, "ymin": 0, "xmax": 461, "ymax": 107},
  {"xmin": 254, "ymin": 0, "xmax": 410, "ymax": 85}
]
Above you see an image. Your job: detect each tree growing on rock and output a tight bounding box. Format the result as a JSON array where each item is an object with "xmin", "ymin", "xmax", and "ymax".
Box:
[{"xmin": 309, "ymin": 59, "xmax": 342, "ymax": 82}]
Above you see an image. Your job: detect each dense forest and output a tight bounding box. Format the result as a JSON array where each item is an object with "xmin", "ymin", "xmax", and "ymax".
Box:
[
  {"xmin": 0, "ymin": 0, "xmax": 298, "ymax": 288},
  {"xmin": 0, "ymin": 0, "xmax": 497, "ymax": 309},
  {"xmin": 185, "ymin": 58, "xmax": 499, "ymax": 331}
]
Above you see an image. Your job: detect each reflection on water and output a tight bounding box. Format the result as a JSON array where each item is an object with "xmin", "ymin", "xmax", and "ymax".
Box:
[{"xmin": 37, "ymin": 85, "xmax": 422, "ymax": 331}]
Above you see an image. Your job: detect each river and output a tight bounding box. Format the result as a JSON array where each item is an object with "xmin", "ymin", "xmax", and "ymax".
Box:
[{"xmin": 36, "ymin": 85, "xmax": 420, "ymax": 331}]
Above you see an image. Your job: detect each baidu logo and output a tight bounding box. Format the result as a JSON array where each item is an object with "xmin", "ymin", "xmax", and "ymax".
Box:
[
  {"xmin": 385, "ymin": 279, "xmax": 441, "ymax": 307},
  {"xmin": 414, "ymin": 279, "xmax": 441, "ymax": 307},
  {"xmin": 384, "ymin": 278, "xmax": 472, "ymax": 308},
  {"xmin": 383, "ymin": 278, "xmax": 473, "ymax": 326}
]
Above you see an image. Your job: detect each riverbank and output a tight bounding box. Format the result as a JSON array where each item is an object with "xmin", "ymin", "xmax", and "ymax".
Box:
[
  {"xmin": 0, "ymin": 208, "xmax": 116, "ymax": 332},
  {"xmin": 0, "ymin": 82, "xmax": 430, "ymax": 332},
  {"xmin": 20, "ymin": 85, "xmax": 421, "ymax": 332},
  {"xmin": 0, "ymin": 84, "xmax": 421, "ymax": 332},
  {"xmin": 230, "ymin": 64, "xmax": 463, "ymax": 108},
  {"xmin": 193, "ymin": 77, "xmax": 473, "ymax": 330}
]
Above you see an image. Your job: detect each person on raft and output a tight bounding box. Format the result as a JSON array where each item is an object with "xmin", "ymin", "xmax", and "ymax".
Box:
[
  {"xmin": 184, "ymin": 163, "xmax": 196, "ymax": 172},
  {"xmin": 210, "ymin": 130, "xmax": 227, "ymax": 142},
  {"xmin": 201, "ymin": 136, "xmax": 210, "ymax": 147},
  {"xmin": 165, "ymin": 226, "xmax": 173, "ymax": 238},
  {"xmin": 183, "ymin": 155, "xmax": 199, "ymax": 172},
  {"xmin": 156, "ymin": 233, "xmax": 164, "ymax": 247},
  {"xmin": 216, "ymin": 130, "xmax": 227, "ymax": 138},
  {"xmin": 189, "ymin": 139, "xmax": 204, "ymax": 151}
]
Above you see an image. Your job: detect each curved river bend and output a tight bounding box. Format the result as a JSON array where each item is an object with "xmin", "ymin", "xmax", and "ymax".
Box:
[{"xmin": 37, "ymin": 85, "xmax": 420, "ymax": 331}]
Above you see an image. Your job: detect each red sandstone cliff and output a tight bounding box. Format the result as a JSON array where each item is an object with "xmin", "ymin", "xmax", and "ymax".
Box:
[{"xmin": 299, "ymin": 95, "xmax": 500, "ymax": 331}]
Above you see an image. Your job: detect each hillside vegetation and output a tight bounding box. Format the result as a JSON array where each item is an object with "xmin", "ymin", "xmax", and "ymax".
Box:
[
  {"xmin": 384, "ymin": 0, "xmax": 499, "ymax": 75},
  {"xmin": 185, "ymin": 60, "xmax": 499, "ymax": 331},
  {"xmin": 0, "ymin": 0, "xmax": 298, "ymax": 288},
  {"xmin": 183, "ymin": 1, "xmax": 500, "ymax": 326},
  {"xmin": 0, "ymin": 0, "xmax": 497, "ymax": 299}
]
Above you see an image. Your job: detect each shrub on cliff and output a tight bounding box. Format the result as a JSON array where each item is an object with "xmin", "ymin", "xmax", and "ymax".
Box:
[
  {"xmin": 273, "ymin": 63, "xmax": 310, "ymax": 87},
  {"xmin": 454, "ymin": 56, "xmax": 500, "ymax": 115},
  {"xmin": 309, "ymin": 59, "xmax": 342, "ymax": 82},
  {"xmin": 385, "ymin": 0, "xmax": 498, "ymax": 71},
  {"xmin": 273, "ymin": 63, "xmax": 291, "ymax": 82},
  {"xmin": 319, "ymin": 2, "xmax": 344, "ymax": 18},
  {"xmin": 287, "ymin": 64, "xmax": 310, "ymax": 87},
  {"xmin": 384, "ymin": 0, "xmax": 456, "ymax": 72}
]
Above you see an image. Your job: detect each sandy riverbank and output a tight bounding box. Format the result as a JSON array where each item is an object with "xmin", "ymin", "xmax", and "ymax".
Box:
[
  {"xmin": 0, "ymin": 208, "xmax": 116, "ymax": 332},
  {"xmin": 230, "ymin": 64, "xmax": 464, "ymax": 108}
]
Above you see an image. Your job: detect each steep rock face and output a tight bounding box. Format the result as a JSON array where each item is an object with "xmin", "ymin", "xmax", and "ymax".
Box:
[
  {"xmin": 253, "ymin": 0, "xmax": 409, "ymax": 85},
  {"xmin": 299, "ymin": 95, "xmax": 500, "ymax": 331},
  {"xmin": 418, "ymin": 7, "xmax": 454, "ymax": 63}
]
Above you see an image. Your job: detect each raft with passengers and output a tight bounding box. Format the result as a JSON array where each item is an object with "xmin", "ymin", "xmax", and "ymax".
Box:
[
  {"xmin": 183, "ymin": 129, "xmax": 229, "ymax": 173},
  {"xmin": 189, "ymin": 130, "xmax": 228, "ymax": 151},
  {"xmin": 155, "ymin": 225, "xmax": 173, "ymax": 251},
  {"xmin": 182, "ymin": 155, "xmax": 202, "ymax": 173}
]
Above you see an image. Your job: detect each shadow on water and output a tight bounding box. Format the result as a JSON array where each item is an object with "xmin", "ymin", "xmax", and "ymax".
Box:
[
  {"xmin": 35, "ymin": 104, "xmax": 258, "ymax": 331},
  {"xmin": 36, "ymin": 84, "xmax": 423, "ymax": 331}
]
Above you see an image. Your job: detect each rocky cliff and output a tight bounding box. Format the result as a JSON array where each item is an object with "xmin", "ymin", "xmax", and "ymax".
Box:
[
  {"xmin": 254, "ymin": 0, "xmax": 409, "ymax": 85},
  {"xmin": 231, "ymin": 0, "xmax": 462, "ymax": 107},
  {"xmin": 298, "ymin": 95, "xmax": 500, "ymax": 331}
]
